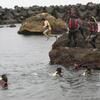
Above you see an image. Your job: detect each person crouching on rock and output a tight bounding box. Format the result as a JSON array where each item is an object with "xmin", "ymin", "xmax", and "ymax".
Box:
[
  {"xmin": 42, "ymin": 18, "xmax": 57, "ymax": 39},
  {"xmin": 0, "ymin": 74, "xmax": 8, "ymax": 89}
]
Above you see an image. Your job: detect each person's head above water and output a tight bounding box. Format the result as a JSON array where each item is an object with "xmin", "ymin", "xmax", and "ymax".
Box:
[
  {"xmin": 74, "ymin": 63, "xmax": 80, "ymax": 67},
  {"xmin": 1, "ymin": 74, "xmax": 8, "ymax": 83},
  {"xmin": 56, "ymin": 67, "xmax": 62, "ymax": 74},
  {"xmin": 73, "ymin": 63, "xmax": 81, "ymax": 70},
  {"xmin": 0, "ymin": 74, "xmax": 8, "ymax": 89},
  {"xmin": 41, "ymin": 17, "xmax": 47, "ymax": 21}
]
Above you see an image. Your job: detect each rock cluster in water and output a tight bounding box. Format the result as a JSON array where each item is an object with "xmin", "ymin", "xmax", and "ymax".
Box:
[
  {"xmin": 0, "ymin": 2, "xmax": 100, "ymax": 24},
  {"xmin": 49, "ymin": 32, "xmax": 100, "ymax": 69},
  {"xmin": 18, "ymin": 13, "xmax": 66, "ymax": 35}
]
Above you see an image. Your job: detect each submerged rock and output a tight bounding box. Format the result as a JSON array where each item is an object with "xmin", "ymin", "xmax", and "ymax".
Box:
[
  {"xmin": 49, "ymin": 32, "xmax": 100, "ymax": 69},
  {"xmin": 7, "ymin": 24, "xmax": 16, "ymax": 27},
  {"xmin": 18, "ymin": 13, "xmax": 66, "ymax": 35}
]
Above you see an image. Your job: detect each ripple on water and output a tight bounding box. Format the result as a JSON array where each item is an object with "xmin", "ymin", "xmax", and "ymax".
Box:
[{"xmin": 0, "ymin": 25, "xmax": 100, "ymax": 100}]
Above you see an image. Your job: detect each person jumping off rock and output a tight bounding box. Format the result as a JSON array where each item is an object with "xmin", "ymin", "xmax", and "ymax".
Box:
[{"xmin": 42, "ymin": 18, "xmax": 57, "ymax": 40}]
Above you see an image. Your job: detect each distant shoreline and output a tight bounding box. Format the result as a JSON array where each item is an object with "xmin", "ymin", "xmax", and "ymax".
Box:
[
  {"xmin": 1, "ymin": 1, "xmax": 100, "ymax": 9},
  {"xmin": 0, "ymin": 2, "xmax": 100, "ymax": 25}
]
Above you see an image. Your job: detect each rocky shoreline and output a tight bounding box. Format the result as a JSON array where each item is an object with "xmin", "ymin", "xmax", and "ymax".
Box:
[
  {"xmin": 49, "ymin": 32, "xmax": 100, "ymax": 69},
  {"xmin": 0, "ymin": 2, "xmax": 100, "ymax": 69},
  {"xmin": 0, "ymin": 2, "xmax": 100, "ymax": 24}
]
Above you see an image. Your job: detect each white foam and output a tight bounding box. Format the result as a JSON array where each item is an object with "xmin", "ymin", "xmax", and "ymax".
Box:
[
  {"xmin": 82, "ymin": 72, "xmax": 86, "ymax": 76},
  {"xmin": 33, "ymin": 73, "xmax": 38, "ymax": 76},
  {"xmin": 52, "ymin": 71, "xmax": 57, "ymax": 76},
  {"xmin": 0, "ymin": 77, "xmax": 2, "ymax": 80}
]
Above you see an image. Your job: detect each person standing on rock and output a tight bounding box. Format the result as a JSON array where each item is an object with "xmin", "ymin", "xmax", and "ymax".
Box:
[
  {"xmin": 67, "ymin": 15, "xmax": 79, "ymax": 47},
  {"xmin": 66, "ymin": 7, "xmax": 79, "ymax": 47},
  {"xmin": 78, "ymin": 17, "xmax": 86, "ymax": 39},
  {"xmin": 42, "ymin": 18, "xmax": 57, "ymax": 39},
  {"xmin": 87, "ymin": 16, "xmax": 98, "ymax": 51}
]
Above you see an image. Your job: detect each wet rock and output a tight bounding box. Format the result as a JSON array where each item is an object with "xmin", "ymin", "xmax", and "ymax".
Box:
[
  {"xmin": 18, "ymin": 13, "xmax": 66, "ymax": 35},
  {"xmin": 79, "ymin": 5, "xmax": 86, "ymax": 11},
  {"xmin": 86, "ymin": 2, "xmax": 96, "ymax": 10},
  {"xmin": 0, "ymin": 2, "xmax": 100, "ymax": 24},
  {"xmin": 49, "ymin": 32, "xmax": 100, "ymax": 69},
  {"xmin": 0, "ymin": 3, "xmax": 100, "ymax": 24}
]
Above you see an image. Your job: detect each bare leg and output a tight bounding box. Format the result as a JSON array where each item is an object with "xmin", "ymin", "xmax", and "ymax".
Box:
[
  {"xmin": 43, "ymin": 29, "xmax": 50, "ymax": 39},
  {"xmin": 48, "ymin": 31, "xmax": 57, "ymax": 39}
]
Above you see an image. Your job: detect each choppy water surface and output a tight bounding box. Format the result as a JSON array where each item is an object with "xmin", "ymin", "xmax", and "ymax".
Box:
[{"xmin": 0, "ymin": 24, "xmax": 100, "ymax": 100}]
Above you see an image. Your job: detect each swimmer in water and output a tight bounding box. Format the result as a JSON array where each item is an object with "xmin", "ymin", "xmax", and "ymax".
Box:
[
  {"xmin": 0, "ymin": 74, "xmax": 8, "ymax": 89},
  {"xmin": 53, "ymin": 67, "xmax": 63, "ymax": 77},
  {"xmin": 82, "ymin": 66, "xmax": 92, "ymax": 76},
  {"xmin": 74, "ymin": 63, "xmax": 81, "ymax": 70}
]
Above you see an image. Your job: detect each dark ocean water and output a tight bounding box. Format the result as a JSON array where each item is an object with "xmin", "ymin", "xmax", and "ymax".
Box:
[{"xmin": 0, "ymin": 24, "xmax": 100, "ymax": 100}]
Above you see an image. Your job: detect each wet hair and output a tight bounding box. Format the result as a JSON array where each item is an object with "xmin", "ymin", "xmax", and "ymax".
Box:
[
  {"xmin": 56, "ymin": 67, "xmax": 62, "ymax": 74},
  {"xmin": 1, "ymin": 74, "xmax": 8, "ymax": 83},
  {"xmin": 70, "ymin": 15, "xmax": 78, "ymax": 19},
  {"xmin": 41, "ymin": 17, "xmax": 46, "ymax": 21},
  {"xmin": 90, "ymin": 18, "xmax": 94, "ymax": 22},
  {"xmin": 89, "ymin": 16, "xmax": 95, "ymax": 22}
]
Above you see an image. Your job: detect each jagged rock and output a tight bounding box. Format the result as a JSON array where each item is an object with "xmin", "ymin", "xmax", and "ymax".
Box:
[
  {"xmin": 18, "ymin": 13, "xmax": 66, "ymax": 35},
  {"xmin": 45, "ymin": 6, "xmax": 55, "ymax": 14},
  {"xmin": 87, "ymin": 2, "xmax": 96, "ymax": 10},
  {"xmin": 0, "ymin": 3, "xmax": 100, "ymax": 25},
  {"xmin": 79, "ymin": 5, "xmax": 86, "ymax": 11},
  {"xmin": 3, "ymin": 19, "xmax": 17, "ymax": 24},
  {"xmin": 27, "ymin": 9, "xmax": 34, "ymax": 16},
  {"xmin": 49, "ymin": 32, "xmax": 100, "ymax": 69}
]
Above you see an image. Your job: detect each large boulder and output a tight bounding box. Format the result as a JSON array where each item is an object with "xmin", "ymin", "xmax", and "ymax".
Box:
[
  {"xmin": 49, "ymin": 32, "xmax": 100, "ymax": 69},
  {"xmin": 18, "ymin": 13, "xmax": 66, "ymax": 35}
]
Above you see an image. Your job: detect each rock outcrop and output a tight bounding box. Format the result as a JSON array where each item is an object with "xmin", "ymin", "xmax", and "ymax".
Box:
[
  {"xmin": 0, "ymin": 2, "xmax": 100, "ymax": 24},
  {"xmin": 18, "ymin": 13, "xmax": 66, "ymax": 35},
  {"xmin": 49, "ymin": 32, "xmax": 100, "ymax": 69}
]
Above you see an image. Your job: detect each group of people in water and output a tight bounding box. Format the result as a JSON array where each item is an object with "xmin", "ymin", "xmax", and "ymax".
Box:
[
  {"xmin": 53, "ymin": 64, "xmax": 92, "ymax": 78},
  {"xmin": 0, "ymin": 65, "xmax": 92, "ymax": 89},
  {"xmin": 0, "ymin": 7, "xmax": 98, "ymax": 89}
]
